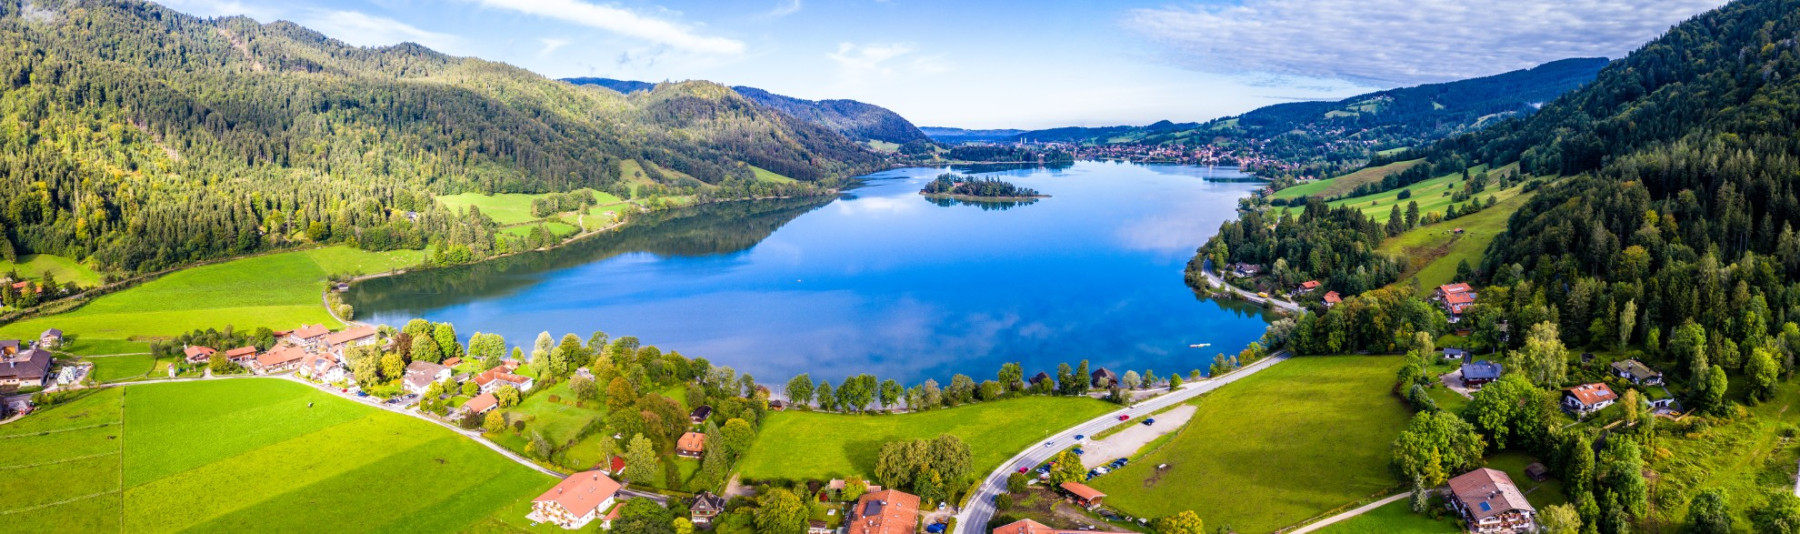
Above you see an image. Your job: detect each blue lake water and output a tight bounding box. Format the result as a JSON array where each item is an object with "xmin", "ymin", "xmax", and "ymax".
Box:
[{"xmin": 349, "ymin": 161, "xmax": 1274, "ymax": 384}]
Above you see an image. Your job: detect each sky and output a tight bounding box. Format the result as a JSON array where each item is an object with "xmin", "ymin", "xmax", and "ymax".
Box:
[{"xmin": 157, "ymin": 0, "xmax": 1729, "ymax": 129}]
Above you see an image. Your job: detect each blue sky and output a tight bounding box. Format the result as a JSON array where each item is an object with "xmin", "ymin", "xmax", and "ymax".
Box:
[{"xmin": 159, "ymin": 0, "xmax": 1727, "ymax": 129}]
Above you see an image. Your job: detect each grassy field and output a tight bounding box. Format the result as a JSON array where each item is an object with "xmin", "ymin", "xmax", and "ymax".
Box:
[
  {"xmin": 1645, "ymin": 381, "xmax": 1800, "ymax": 528},
  {"xmin": 1379, "ymin": 187, "xmax": 1538, "ymax": 291},
  {"xmin": 1272, "ymin": 159, "xmax": 1425, "ymax": 201},
  {"xmin": 500, "ymin": 221, "xmax": 581, "ymax": 239},
  {"xmin": 0, "ymin": 379, "xmax": 553, "ymax": 532},
  {"xmin": 86, "ymin": 353, "xmax": 159, "ymax": 382},
  {"xmin": 1315, "ymin": 499, "xmax": 1459, "ymax": 534},
  {"xmin": 1486, "ymin": 451, "xmax": 1566, "ymax": 507},
  {"xmin": 0, "ymin": 247, "xmax": 422, "ymax": 342},
  {"xmin": 1090, "ymin": 355, "xmax": 1412, "ymax": 533},
  {"xmin": 438, "ymin": 190, "xmax": 627, "ymax": 226},
  {"xmin": 0, "ymin": 253, "xmax": 105, "ymax": 288},
  {"xmin": 1327, "ymin": 164, "xmax": 1527, "ymax": 220},
  {"xmin": 751, "ymin": 165, "xmax": 798, "ymax": 183},
  {"xmin": 737, "ymin": 396, "xmax": 1115, "ymax": 481}
]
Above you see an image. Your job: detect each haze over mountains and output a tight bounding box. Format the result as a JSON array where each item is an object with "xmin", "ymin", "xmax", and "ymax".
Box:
[{"xmin": 565, "ymin": 78, "xmax": 929, "ymax": 146}]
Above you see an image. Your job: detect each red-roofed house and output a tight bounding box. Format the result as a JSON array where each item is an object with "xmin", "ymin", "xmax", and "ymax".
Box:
[
  {"xmin": 475, "ymin": 367, "xmax": 535, "ymax": 393},
  {"xmin": 1448, "ymin": 468, "xmax": 1537, "ymax": 533},
  {"xmin": 462, "ymin": 393, "xmax": 498, "ymax": 415},
  {"xmin": 1296, "ymin": 280, "xmax": 1322, "ymax": 294},
  {"xmin": 222, "ymin": 346, "xmax": 258, "ymax": 363},
  {"xmin": 183, "ymin": 346, "xmax": 217, "ymax": 364},
  {"xmin": 991, "ymin": 519, "xmax": 1134, "ymax": 534},
  {"xmin": 1563, "ymin": 383, "xmax": 1618, "ymax": 416},
  {"xmin": 1059, "ymin": 482, "xmax": 1107, "ymax": 509},
  {"xmin": 1322, "ymin": 291, "xmax": 1342, "ymax": 307},
  {"xmin": 1434, "ymin": 283, "xmax": 1478, "ymax": 322},
  {"xmin": 323, "ymin": 326, "xmax": 379, "ymax": 352},
  {"xmin": 289, "ymin": 324, "xmax": 331, "ymax": 350},
  {"xmin": 528, "ymin": 471, "xmax": 621, "ymax": 530},
  {"xmin": 298, "ymin": 353, "xmax": 346, "ymax": 383},
  {"xmin": 253, "ymin": 345, "xmax": 308, "ymax": 373},
  {"xmin": 606, "ymin": 455, "xmax": 626, "ymax": 476},
  {"xmin": 677, "ymin": 432, "xmax": 706, "ymax": 458},
  {"xmin": 847, "ymin": 489, "xmax": 919, "ymax": 534}
]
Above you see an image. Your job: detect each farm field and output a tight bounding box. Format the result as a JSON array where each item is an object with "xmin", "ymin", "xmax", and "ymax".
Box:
[
  {"xmin": 1315, "ymin": 499, "xmax": 1459, "ymax": 534},
  {"xmin": 85, "ymin": 353, "xmax": 159, "ymax": 382},
  {"xmin": 751, "ymin": 165, "xmax": 798, "ymax": 183},
  {"xmin": 0, "ymin": 247, "xmax": 423, "ymax": 342},
  {"xmin": 0, "ymin": 379, "xmax": 552, "ymax": 533},
  {"xmin": 1378, "ymin": 187, "xmax": 1539, "ymax": 291},
  {"xmin": 1272, "ymin": 159, "xmax": 1425, "ymax": 201},
  {"xmin": 438, "ymin": 190, "xmax": 628, "ymax": 226},
  {"xmin": 736, "ymin": 396, "xmax": 1115, "ymax": 481},
  {"xmin": 0, "ymin": 253, "xmax": 105, "ymax": 288},
  {"xmin": 1090, "ymin": 355, "xmax": 1412, "ymax": 533}
]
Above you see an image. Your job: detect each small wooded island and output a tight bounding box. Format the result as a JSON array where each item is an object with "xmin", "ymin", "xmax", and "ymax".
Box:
[{"xmin": 919, "ymin": 173, "xmax": 1049, "ymax": 201}]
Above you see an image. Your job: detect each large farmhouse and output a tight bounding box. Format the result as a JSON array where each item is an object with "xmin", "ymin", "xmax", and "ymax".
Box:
[{"xmin": 528, "ymin": 471, "xmax": 621, "ymax": 530}]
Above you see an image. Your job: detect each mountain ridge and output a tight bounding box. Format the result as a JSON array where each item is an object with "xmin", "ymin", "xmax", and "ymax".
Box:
[{"xmin": 563, "ymin": 77, "xmax": 929, "ymax": 145}]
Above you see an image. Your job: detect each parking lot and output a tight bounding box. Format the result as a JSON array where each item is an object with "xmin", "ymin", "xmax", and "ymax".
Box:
[{"xmin": 1077, "ymin": 404, "xmax": 1196, "ymax": 470}]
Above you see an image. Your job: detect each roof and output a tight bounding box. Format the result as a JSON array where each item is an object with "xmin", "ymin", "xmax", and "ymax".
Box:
[
  {"xmin": 291, "ymin": 324, "xmax": 330, "ymax": 340},
  {"xmin": 1610, "ymin": 359, "xmax": 1661, "ymax": 381},
  {"xmin": 990, "ymin": 519, "xmax": 1135, "ymax": 534},
  {"xmin": 462, "ymin": 393, "xmax": 497, "ymax": 413},
  {"xmin": 405, "ymin": 361, "xmax": 450, "ymax": 389},
  {"xmin": 301, "ymin": 352, "xmax": 339, "ymax": 370},
  {"xmin": 255, "ymin": 345, "xmax": 307, "ymax": 367},
  {"xmin": 691, "ymin": 491, "xmax": 727, "ymax": 514},
  {"xmin": 1091, "ymin": 368, "xmax": 1118, "ymax": 379},
  {"xmin": 1060, "ymin": 482, "xmax": 1106, "ymax": 501},
  {"xmin": 677, "ymin": 432, "xmax": 707, "ymax": 452},
  {"xmin": 1322, "ymin": 291, "xmax": 1341, "ymax": 304},
  {"xmin": 609, "ymin": 455, "xmax": 626, "ymax": 473},
  {"xmin": 1462, "ymin": 360, "xmax": 1503, "ymax": 381},
  {"xmin": 1448, "ymin": 468, "xmax": 1534, "ymax": 521},
  {"xmin": 40, "ymin": 328, "xmax": 61, "ymax": 338},
  {"xmin": 0, "ymin": 339, "xmax": 21, "ymax": 351},
  {"xmin": 691, "ymin": 405, "xmax": 714, "ymax": 420},
  {"xmin": 849, "ymin": 489, "xmax": 920, "ymax": 534},
  {"xmin": 223, "ymin": 346, "xmax": 257, "ymax": 358},
  {"xmin": 184, "ymin": 346, "xmax": 217, "ymax": 359},
  {"xmin": 475, "ymin": 367, "xmax": 531, "ymax": 387},
  {"xmin": 533, "ymin": 471, "xmax": 621, "ymax": 519},
  {"xmin": 443, "ymin": 357, "xmax": 463, "ymax": 367},
  {"xmin": 1566, "ymin": 383, "xmax": 1618, "ymax": 406},
  {"xmin": 1437, "ymin": 283, "xmax": 1474, "ymax": 296},
  {"xmin": 322, "ymin": 326, "xmax": 377, "ymax": 346},
  {"xmin": 0, "ymin": 348, "xmax": 53, "ymax": 380},
  {"xmin": 1300, "ymin": 280, "xmax": 1321, "ymax": 289}
]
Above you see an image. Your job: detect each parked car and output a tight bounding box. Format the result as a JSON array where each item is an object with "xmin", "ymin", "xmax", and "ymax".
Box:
[
  {"xmin": 1072, "ymin": 448, "xmax": 1085, "ymax": 456},
  {"xmin": 1141, "ymin": 418, "xmax": 1155, "ymax": 426},
  {"xmin": 925, "ymin": 523, "xmax": 948, "ymax": 534},
  {"xmin": 1017, "ymin": 467, "xmax": 1030, "ymax": 474},
  {"xmin": 1036, "ymin": 464, "xmax": 1052, "ymax": 474},
  {"xmin": 1117, "ymin": 414, "xmax": 1130, "ymax": 421}
]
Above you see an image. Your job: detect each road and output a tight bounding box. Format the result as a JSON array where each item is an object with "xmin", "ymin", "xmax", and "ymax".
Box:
[
  {"xmin": 1199, "ymin": 260, "xmax": 1303, "ymax": 314},
  {"xmin": 954, "ymin": 351, "xmax": 1293, "ymax": 533},
  {"xmin": 1287, "ymin": 492, "xmax": 1408, "ymax": 534}
]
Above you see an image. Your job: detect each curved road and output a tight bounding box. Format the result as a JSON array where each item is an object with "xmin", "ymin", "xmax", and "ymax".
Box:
[
  {"xmin": 954, "ymin": 351, "xmax": 1292, "ymax": 533},
  {"xmin": 1200, "ymin": 260, "xmax": 1303, "ymax": 314}
]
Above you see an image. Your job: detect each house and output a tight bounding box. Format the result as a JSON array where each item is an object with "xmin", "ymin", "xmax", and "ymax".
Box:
[
  {"xmin": 1461, "ymin": 360, "xmax": 1503, "ymax": 388},
  {"xmin": 183, "ymin": 346, "xmax": 217, "ymax": 365},
  {"xmin": 323, "ymin": 326, "xmax": 379, "ymax": 352},
  {"xmin": 528, "ymin": 471, "xmax": 621, "ymax": 530},
  {"xmin": 769, "ymin": 400, "xmax": 787, "ymax": 411},
  {"xmin": 289, "ymin": 324, "xmax": 331, "ymax": 350},
  {"xmin": 37, "ymin": 328, "xmax": 61, "ymax": 349},
  {"xmin": 1059, "ymin": 482, "xmax": 1107, "ymax": 509},
  {"xmin": 1322, "ymin": 291, "xmax": 1341, "ymax": 307},
  {"xmin": 991, "ymin": 519, "xmax": 1135, "ymax": 534},
  {"xmin": 298, "ymin": 353, "xmax": 347, "ymax": 383},
  {"xmin": 1297, "ymin": 280, "xmax": 1322, "ymax": 294},
  {"xmin": 690, "ymin": 491, "xmax": 727, "ymax": 526},
  {"xmin": 676, "ymin": 432, "xmax": 707, "ymax": 458},
  {"xmin": 606, "ymin": 455, "xmax": 626, "ymax": 476},
  {"xmin": 0, "ymin": 339, "xmax": 21, "ymax": 356},
  {"xmin": 0, "ymin": 347, "xmax": 53, "ymax": 387},
  {"xmin": 403, "ymin": 361, "xmax": 453, "ymax": 395},
  {"xmin": 1610, "ymin": 359, "xmax": 1663, "ymax": 385},
  {"xmin": 462, "ymin": 393, "xmax": 498, "ymax": 415},
  {"xmin": 1228, "ymin": 262, "xmax": 1263, "ymax": 277},
  {"xmin": 1448, "ymin": 468, "xmax": 1538, "ymax": 533},
  {"xmin": 690, "ymin": 405, "xmax": 713, "ymax": 424},
  {"xmin": 847, "ymin": 489, "xmax": 920, "ymax": 534},
  {"xmin": 809, "ymin": 520, "xmax": 834, "ymax": 534},
  {"xmin": 475, "ymin": 367, "xmax": 535, "ymax": 393},
  {"xmin": 253, "ymin": 345, "xmax": 307, "ymax": 373},
  {"xmin": 1564, "ymin": 383, "xmax": 1618, "ymax": 415},
  {"xmin": 1091, "ymin": 368, "xmax": 1119, "ymax": 388},
  {"xmin": 1524, "ymin": 463, "xmax": 1550, "ymax": 482},
  {"xmin": 1434, "ymin": 283, "xmax": 1478, "ymax": 322},
  {"xmin": 444, "ymin": 357, "xmax": 464, "ymax": 368},
  {"xmin": 222, "ymin": 346, "xmax": 258, "ymax": 364},
  {"xmin": 1443, "ymin": 347, "xmax": 1470, "ymax": 360}
]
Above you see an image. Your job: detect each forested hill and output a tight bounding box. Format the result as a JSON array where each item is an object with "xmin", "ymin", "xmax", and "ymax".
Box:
[
  {"xmin": 1416, "ymin": 0, "xmax": 1800, "ymax": 348},
  {"xmin": 0, "ymin": 0, "xmax": 880, "ymax": 273},
  {"xmin": 1013, "ymin": 58, "xmax": 1608, "ymax": 177},
  {"xmin": 564, "ymin": 78, "xmax": 930, "ymax": 145}
]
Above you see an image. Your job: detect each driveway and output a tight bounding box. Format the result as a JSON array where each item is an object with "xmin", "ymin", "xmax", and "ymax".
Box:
[
  {"xmin": 1079, "ymin": 404, "xmax": 1196, "ymax": 469},
  {"xmin": 1438, "ymin": 371, "xmax": 1475, "ymax": 399},
  {"xmin": 1198, "ymin": 260, "xmax": 1302, "ymax": 314}
]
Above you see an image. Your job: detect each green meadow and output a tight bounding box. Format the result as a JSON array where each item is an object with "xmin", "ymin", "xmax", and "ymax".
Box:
[
  {"xmin": 1378, "ymin": 187, "xmax": 1539, "ymax": 291},
  {"xmin": 1091, "ymin": 355, "xmax": 1411, "ymax": 533},
  {"xmin": 0, "ymin": 246, "xmax": 422, "ymax": 342},
  {"xmin": 0, "ymin": 253, "xmax": 105, "ymax": 288},
  {"xmin": 1273, "ymin": 159, "xmax": 1425, "ymax": 201},
  {"xmin": 751, "ymin": 165, "xmax": 798, "ymax": 183},
  {"xmin": 438, "ymin": 190, "xmax": 627, "ymax": 226},
  {"xmin": 1327, "ymin": 163, "xmax": 1527, "ymax": 220},
  {"xmin": 1315, "ymin": 499, "xmax": 1459, "ymax": 534},
  {"xmin": 0, "ymin": 379, "xmax": 553, "ymax": 533},
  {"xmin": 736, "ymin": 396, "xmax": 1114, "ymax": 481}
]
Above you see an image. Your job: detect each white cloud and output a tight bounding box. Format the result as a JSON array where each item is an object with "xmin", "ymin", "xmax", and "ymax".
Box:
[
  {"xmin": 767, "ymin": 0, "xmax": 802, "ymax": 18},
  {"xmin": 1125, "ymin": 0, "xmax": 1727, "ymax": 84},
  {"xmin": 827, "ymin": 42, "xmax": 949, "ymax": 87},
  {"xmin": 466, "ymin": 0, "xmax": 745, "ymax": 55},
  {"xmin": 309, "ymin": 10, "xmax": 464, "ymax": 53},
  {"xmin": 539, "ymin": 38, "xmax": 571, "ymax": 56}
]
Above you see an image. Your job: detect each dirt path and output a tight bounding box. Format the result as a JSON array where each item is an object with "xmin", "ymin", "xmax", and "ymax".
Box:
[
  {"xmin": 1287, "ymin": 492, "xmax": 1408, "ymax": 534},
  {"xmin": 1081, "ymin": 404, "xmax": 1196, "ymax": 469}
]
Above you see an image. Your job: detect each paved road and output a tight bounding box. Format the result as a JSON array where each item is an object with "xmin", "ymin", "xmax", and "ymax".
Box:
[
  {"xmin": 1199, "ymin": 260, "xmax": 1303, "ymax": 314},
  {"xmin": 1288, "ymin": 492, "xmax": 1408, "ymax": 534},
  {"xmin": 954, "ymin": 351, "xmax": 1293, "ymax": 533}
]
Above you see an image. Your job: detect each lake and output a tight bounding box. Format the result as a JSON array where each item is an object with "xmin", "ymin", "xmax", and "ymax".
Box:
[{"xmin": 349, "ymin": 161, "xmax": 1275, "ymax": 384}]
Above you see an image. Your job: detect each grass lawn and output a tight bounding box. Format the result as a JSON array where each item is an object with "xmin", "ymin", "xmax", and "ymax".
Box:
[
  {"xmin": 1273, "ymin": 159, "xmax": 1425, "ymax": 201},
  {"xmin": 0, "ymin": 379, "xmax": 553, "ymax": 532},
  {"xmin": 1644, "ymin": 381, "xmax": 1800, "ymax": 528},
  {"xmin": 1379, "ymin": 185, "xmax": 1539, "ymax": 292},
  {"xmin": 500, "ymin": 221, "xmax": 580, "ymax": 239},
  {"xmin": 1089, "ymin": 355, "xmax": 1412, "ymax": 533},
  {"xmin": 1486, "ymin": 451, "xmax": 1566, "ymax": 507},
  {"xmin": 1326, "ymin": 164, "xmax": 1527, "ymax": 221},
  {"xmin": 86, "ymin": 353, "xmax": 159, "ymax": 382},
  {"xmin": 751, "ymin": 165, "xmax": 798, "ymax": 183},
  {"xmin": 0, "ymin": 253, "xmax": 105, "ymax": 287},
  {"xmin": 58, "ymin": 338, "xmax": 150, "ymax": 356},
  {"xmin": 0, "ymin": 246, "xmax": 423, "ymax": 342},
  {"xmin": 737, "ymin": 396, "xmax": 1115, "ymax": 481},
  {"xmin": 1315, "ymin": 498, "xmax": 1459, "ymax": 534}
]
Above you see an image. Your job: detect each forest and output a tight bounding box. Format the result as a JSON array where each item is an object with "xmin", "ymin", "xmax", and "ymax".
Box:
[
  {"xmin": 0, "ymin": 0, "xmax": 882, "ymax": 275},
  {"xmin": 919, "ymin": 174, "xmax": 1044, "ymax": 199}
]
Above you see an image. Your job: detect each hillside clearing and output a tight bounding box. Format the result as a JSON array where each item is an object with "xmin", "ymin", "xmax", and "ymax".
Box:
[
  {"xmin": 1273, "ymin": 159, "xmax": 1425, "ymax": 201},
  {"xmin": 1379, "ymin": 187, "xmax": 1539, "ymax": 291},
  {"xmin": 0, "ymin": 254, "xmax": 105, "ymax": 288}
]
